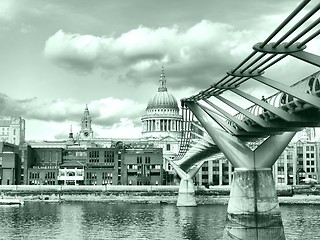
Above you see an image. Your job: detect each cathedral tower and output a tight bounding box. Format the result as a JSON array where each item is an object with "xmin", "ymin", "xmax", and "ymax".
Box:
[{"xmin": 79, "ymin": 104, "xmax": 93, "ymax": 140}]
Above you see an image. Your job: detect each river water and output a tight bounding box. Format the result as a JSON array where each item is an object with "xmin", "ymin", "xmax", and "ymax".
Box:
[{"xmin": 0, "ymin": 202, "xmax": 320, "ymax": 240}]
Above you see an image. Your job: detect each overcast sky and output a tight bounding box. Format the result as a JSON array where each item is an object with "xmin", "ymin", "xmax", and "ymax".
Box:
[{"xmin": 0, "ymin": 0, "xmax": 319, "ymax": 140}]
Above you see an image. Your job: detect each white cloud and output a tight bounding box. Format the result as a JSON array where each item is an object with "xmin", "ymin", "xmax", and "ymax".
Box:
[
  {"xmin": 43, "ymin": 20, "xmax": 261, "ymax": 89},
  {"xmin": 94, "ymin": 118, "xmax": 142, "ymax": 139},
  {"xmin": 0, "ymin": 93, "xmax": 145, "ymax": 130},
  {"xmin": 0, "ymin": 0, "xmax": 17, "ymax": 21}
]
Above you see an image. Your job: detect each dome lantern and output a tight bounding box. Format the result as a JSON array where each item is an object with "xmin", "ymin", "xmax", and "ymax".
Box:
[
  {"xmin": 146, "ymin": 67, "xmax": 179, "ymax": 111},
  {"xmin": 158, "ymin": 66, "xmax": 167, "ymax": 92}
]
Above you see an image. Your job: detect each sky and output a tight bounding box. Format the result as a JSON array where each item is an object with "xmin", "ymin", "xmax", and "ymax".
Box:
[{"xmin": 0, "ymin": 0, "xmax": 319, "ymax": 140}]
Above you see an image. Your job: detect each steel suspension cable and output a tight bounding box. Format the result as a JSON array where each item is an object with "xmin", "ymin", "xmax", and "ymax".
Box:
[
  {"xmin": 285, "ymin": 17, "xmax": 320, "ymax": 48},
  {"xmin": 259, "ymin": 0, "xmax": 311, "ymax": 48},
  {"xmin": 297, "ymin": 28, "xmax": 320, "ymax": 47},
  {"xmin": 273, "ymin": 2, "xmax": 320, "ymax": 48}
]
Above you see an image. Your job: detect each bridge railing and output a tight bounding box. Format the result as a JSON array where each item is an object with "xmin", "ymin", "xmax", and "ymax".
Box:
[{"xmin": 234, "ymin": 71, "xmax": 320, "ymax": 125}]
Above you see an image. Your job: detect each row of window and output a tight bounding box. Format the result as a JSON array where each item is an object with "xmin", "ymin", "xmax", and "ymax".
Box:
[
  {"xmin": 89, "ymin": 151, "xmax": 99, "ymax": 158},
  {"xmin": 306, "ymin": 167, "xmax": 315, "ymax": 173},
  {"xmin": 306, "ymin": 146, "xmax": 315, "ymax": 151},
  {"xmin": 45, "ymin": 172, "xmax": 56, "ymax": 179},
  {"xmin": 127, "ymin": 164, "xmax": 161, "ymax": 170},
  {"xmin": 0, "ymin": 128, "xmax": 16, "ymax": 134}
]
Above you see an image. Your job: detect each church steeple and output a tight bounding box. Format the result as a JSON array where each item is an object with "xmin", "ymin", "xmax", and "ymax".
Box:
[
  {"xmin": 68, "ymin": 125, "xmax": 74, "ymax": 139},
  {"xmin": 80, "ymin": 104, "xmax": 93, "ymax": 139},
  {"xmin": 158, "ymin": 66, "xmax": 167, "ymax": 92},
  {"xmin": 67, "ymin": 125, "xmax": 75, "ymax": 144},
  {"xmin": 84, "ymin": 104, "xmax": 90, "ymax": 117}
]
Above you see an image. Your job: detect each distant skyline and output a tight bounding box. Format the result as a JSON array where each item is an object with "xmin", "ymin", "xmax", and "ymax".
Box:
[{"xmin": 0, "ymin": 0, "xmax": 319, "ymax": 140}]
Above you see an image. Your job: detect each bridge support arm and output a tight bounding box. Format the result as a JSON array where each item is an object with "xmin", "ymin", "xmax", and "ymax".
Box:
[
  {"xmin": 289, "ymin": 50, "xmax": 320, "ymax": 67},
  {"xmin": 170, "ymin": 160, "xmax": 204, "ymax": 207},
  {"xmin": 254, "ymin": 132, "xmax": 296, "ymax": 168},
  {"xmin": 185, "ymin": 101, "xmax": 254, "ymax": 169}
]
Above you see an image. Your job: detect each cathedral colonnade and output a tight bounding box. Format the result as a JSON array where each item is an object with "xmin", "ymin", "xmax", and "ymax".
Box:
[{"xmin": 142, "ymin": 118, "xmax": 182, "ymax": 133}]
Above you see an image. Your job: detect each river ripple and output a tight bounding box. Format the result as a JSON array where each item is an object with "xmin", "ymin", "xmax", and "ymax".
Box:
[{"xmin": 0, "ymin": 202, "xmax": 320, "ymax": 240}]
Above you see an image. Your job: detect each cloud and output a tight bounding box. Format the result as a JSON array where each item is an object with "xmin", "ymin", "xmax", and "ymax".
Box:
[
  {"xmin": 50, "ymin": 117, "xmax": 142, "ymax": 141},
  {"xmin": 0, "ymin": 0, "xmax": 17, "ymax": 21},
  {"xmin": 44, "ymin": 20, "xmax": 260, "ymax": 88},
  {"xmin": 0, "ymin": 93, "xmax": 145, "ymax": 128}
]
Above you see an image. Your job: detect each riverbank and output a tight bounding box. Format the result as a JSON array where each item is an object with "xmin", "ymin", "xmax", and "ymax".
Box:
[
  {"xmin": 1, "ymin": 185, "xmax": 320, "ymax": 205},
  {"xmin": 2, "ymin": 193, "xmax": 320, "ymax": 205}
]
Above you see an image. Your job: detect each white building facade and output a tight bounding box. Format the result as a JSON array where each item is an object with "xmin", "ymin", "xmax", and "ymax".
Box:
[{"xmin": 0, "ymin": 116, "xmax": 25, "ymax": 146}]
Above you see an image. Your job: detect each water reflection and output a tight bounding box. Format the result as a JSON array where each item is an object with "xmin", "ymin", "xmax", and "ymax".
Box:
[
  {"xmin": 177, "ymin": 207, "xmax": 202, "ymax": 240},
  {"xmin": 57, "ymin": 204, "xmax": 84, "ymax": 239},
  {"xmin": 0, "ymin": 203, "xmax": 320, "ymax": 240},
  {"xmin": 281, "ymin": 205, "xmax": 320, "ymax": 240}
]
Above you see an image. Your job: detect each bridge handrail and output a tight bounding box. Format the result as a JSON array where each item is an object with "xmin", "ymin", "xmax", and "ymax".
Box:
[{"xmin": 233, "ymin": 71, "xmax": 320, "ymax": 125}]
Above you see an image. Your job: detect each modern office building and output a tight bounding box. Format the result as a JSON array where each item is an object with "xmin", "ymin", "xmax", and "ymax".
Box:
[
  {"xmin": 23, "ymin": 141, "xmax": 163, "ymax": 186},
  {"xmin": 123, "ymin": 148, "xmax": 163, "ymax": 185}
]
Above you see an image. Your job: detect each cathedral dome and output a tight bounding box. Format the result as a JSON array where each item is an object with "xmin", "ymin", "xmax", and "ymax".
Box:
[
  {"xmin": 141, "ymin": 67, "xmax": 182, "ymax": 139},
  {"xmin": 146, "ymin": 67, "xmax": 179, "ymax": 111},
  {"xmin": 147, "ymin": 91, "xmax": 179, "ymax": 110}
]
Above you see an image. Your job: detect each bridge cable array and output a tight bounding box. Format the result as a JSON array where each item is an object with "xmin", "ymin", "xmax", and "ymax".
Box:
[{"xmin": 175, "ymin": 0, "xmax": 320, "ymax": 162}]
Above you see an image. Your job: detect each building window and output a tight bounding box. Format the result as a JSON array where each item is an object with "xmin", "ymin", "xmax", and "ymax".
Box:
[
  {"xmin": 202, "ymin": 166, "xmax": 208, "ymax": 171},
  {"xmin": 89, "ymin": 151, "xmax": 99, "ymax": 163},
  {"xmin": 104, "ymin": 151, "xmax": 115, "ymax": 163},
  {"xmin": 166, "ymin": 144, "xmax": 171, "ymax": 151}
]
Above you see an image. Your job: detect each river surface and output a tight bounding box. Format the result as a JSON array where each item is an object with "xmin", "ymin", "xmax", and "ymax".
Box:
[{"xmin": 0, "ymin": 202, "xmax": 320, "ymax": 240}]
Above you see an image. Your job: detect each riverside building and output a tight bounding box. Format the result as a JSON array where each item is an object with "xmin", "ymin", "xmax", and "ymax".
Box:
[
  {"xmin": 196, "ymin": 128, "xmax": 320, "ymax": 187},
  {"xmin": 22, "ymin": 67, "xmax": 179, "ymax": 186},
  {"xmin": 0, "ymin": 142, "xmax": 21, "ymax": 185},
  {"xmin": 0, "ymin": 116, "xmax": 25, "ymax": 146},
  {"xmin": 24, "ymin": 141, "xmax": 163, "ymax": 185},
  {"xmin": 2, "ymin": 68, "xmax": 320, "ymax": 187}
]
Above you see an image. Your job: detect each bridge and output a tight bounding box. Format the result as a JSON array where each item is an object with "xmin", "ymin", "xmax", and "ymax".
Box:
[{"xmin": 170, "ymin": 1, "xmax": 320, "ymax": 239}]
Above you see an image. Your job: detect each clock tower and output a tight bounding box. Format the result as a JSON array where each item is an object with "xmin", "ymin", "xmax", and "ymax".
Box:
[{"xmin": 79, "ymin": 104, "xmax": 93, "ymax": 140}]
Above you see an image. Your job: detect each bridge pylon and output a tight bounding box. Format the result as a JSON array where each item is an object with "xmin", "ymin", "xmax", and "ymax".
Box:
[
  {"xmin": 185, "ymin": 101, "xmax": 295, "ymax": 240},
  {"xmin": 170, "ymin": 160, "xmax": 204, "ymax": 207}
]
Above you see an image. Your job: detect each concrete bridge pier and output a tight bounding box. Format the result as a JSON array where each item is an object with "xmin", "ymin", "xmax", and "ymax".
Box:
[
  {"xmin": 177, "ymin": 177, "xmax": 197, "ymax": 207},
  {"xmin": 223, "ymin": 168, "xmax": 285, "ymax": 240},
  {"xmin": 170, "ymin": 160, "xmax": 204, "ymax": 207}
]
